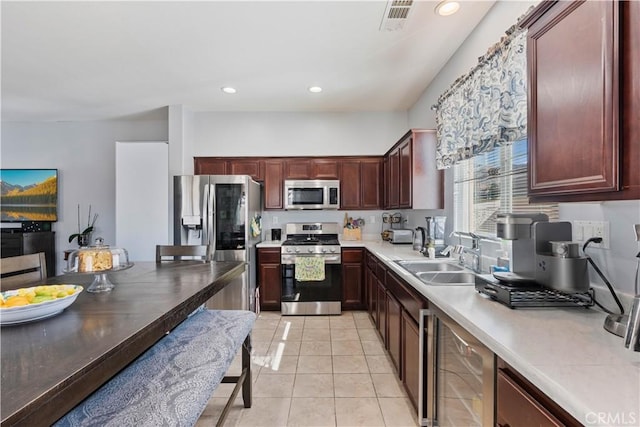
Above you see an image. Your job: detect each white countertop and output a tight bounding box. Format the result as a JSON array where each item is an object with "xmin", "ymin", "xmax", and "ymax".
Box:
[
  {"xmin": 256, "ymin": 238, "xmax": 640, "ymax": 424},
  {"xmin": 340, "ymin": 240, "xmax": 640, "ymax": 426}
]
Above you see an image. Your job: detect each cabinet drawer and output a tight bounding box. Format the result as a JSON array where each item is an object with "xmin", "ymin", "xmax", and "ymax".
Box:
[
  {"xmin": 366, "ymin": 251, "xmax": 377, "ymax": 271},
  {"xmin": 497, "ymin": 370, "xmax": 563, "ymax": 427},
  {"xmin": 342, "ymin": 248, "xmax": 363, "ymax": 263},
  {"xmin": 387, "ymin": 271, "xmax": 426, "ymax": 324},
  {"xmin": 258, "ymin": 248, "xmax": 281, "ymax": 263}
]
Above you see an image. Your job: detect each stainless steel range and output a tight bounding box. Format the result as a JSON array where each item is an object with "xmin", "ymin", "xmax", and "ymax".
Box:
[{"xmin": 281, "ymin": 222, "xmax": 342, "ymax": 315}]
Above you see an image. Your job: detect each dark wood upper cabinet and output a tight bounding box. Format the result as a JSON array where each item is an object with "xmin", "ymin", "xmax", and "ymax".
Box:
[
  {"xmin": 360, "ymin": 159, "xmax": 383, "ymax": 209},
  {"xmin": 387, "ymin": 148, "xmax": 400, "ymax": 208},
  {"xmin": 384, "ymin": 129, "xmax": 443, "ymax": 209},
  {"xmin": 229, "ymin": 159, "xmax": 263, "ymax": 181},
  {"xmin": 284, "ymin": 159, "xmax": 312, "ymax": 179},
  {"xmin": 284, "ymin": 158, "xmax": 340, "ymax": 180},
  {"xmin": 398, "ymin": 139, "xmax": 412, "ymax": 208},
  {"xmin": 339, "ymin": 160, "xmax": 362, "ymax": 210},
  {"xmin": 263, "ymin": 160, "xmax": 284, "ymax": 210},
  {"xmin": 194, "ymin": 158, "xmax": 227, "ymax": 175},
  {"xmin": 312, "ymin": 159, "xmax": 340, "ymax": 179},
  {"xmin": 524, "ymin": 1, "xmax": 623, "ymax": 198}
]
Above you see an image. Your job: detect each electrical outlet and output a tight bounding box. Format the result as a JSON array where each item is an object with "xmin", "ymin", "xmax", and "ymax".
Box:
[
  {"xmin": 573, "ymin": 220, "xmax": 609, "ymax": 249},
  {"xmin": 272, "ymin": 216, "xmax": 279, "ymax": 225}
]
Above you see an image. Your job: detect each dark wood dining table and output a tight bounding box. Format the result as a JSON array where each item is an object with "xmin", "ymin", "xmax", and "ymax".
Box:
[{"xmin": 0, "ymin": 260, "xmax": 246, "ymax": 427}]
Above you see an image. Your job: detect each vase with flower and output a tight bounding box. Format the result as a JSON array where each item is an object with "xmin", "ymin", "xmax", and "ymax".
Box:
[{"xmin": 68, "ymin": 204, "xmax": 98, "ymax": 247}]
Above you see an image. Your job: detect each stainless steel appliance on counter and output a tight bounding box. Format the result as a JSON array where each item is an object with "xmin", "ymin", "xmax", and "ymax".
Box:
[
  {"xmin": 173, "ymin": 175, "xmax": 262, "ymax": 312},
  {"xmin": 280, "ymin": 222, "xmax": 342, "ymax": 315},
  {"xmin": 283, "ymin": 180, "xmax": 340, "ymax": 210},
  {"xmin": 476, "ymin": 213, "xmax": 594, "ymax": 309},
  {"xmin": 419, "ymin": 307, "xmax": 495, "ymax": 427}
]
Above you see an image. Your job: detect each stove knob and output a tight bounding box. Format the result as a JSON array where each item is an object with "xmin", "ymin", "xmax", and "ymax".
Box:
[
  {"xmin": 321, "ymin": 248, "xmax": 327, "ymax": 253},
  {"xmin": 286, "ymin": 247, "xmax": 292, "ymax": 253},
  {"xmin": 307, "ymin": 248, "xmax": 313, "ymax": 253},
  {"xmin": 330, "ymin": 248, "xmax": 336, "ymax": 253},
  {"xmin": 295, "ymin": 248, "xmax": 300, "ymax": 253}
]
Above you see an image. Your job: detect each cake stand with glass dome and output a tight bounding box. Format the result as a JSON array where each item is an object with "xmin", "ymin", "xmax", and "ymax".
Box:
[{"xmin": 65, "ymin": 237, "xmax": 133, "ymax": 293}]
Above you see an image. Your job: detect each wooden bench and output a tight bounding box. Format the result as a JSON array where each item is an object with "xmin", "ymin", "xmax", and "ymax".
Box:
[{"xmin": 54, "ymin": 309, "xmax": 256, "ymax": 427}]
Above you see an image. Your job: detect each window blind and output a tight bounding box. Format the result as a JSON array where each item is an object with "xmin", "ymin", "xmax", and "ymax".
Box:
[{"xmin": 453, "ymin": 139, "xmax": 558, "ymax": 235}]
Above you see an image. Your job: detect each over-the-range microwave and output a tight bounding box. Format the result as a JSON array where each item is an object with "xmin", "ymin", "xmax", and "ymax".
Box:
[{"xmin": 283, "ymin": 179, "xmax": 340, "ymax": 210}]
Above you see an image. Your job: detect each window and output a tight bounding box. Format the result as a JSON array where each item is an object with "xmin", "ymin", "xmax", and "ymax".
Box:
[{"xmin": 453, "ymin": 139, "xmax": 558, "ymax": 235}]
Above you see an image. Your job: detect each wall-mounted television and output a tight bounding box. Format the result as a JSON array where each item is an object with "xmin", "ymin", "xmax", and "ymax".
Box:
[{"xmin": 0, "ymin": 169, "xmax": 58, "ymax": 222}]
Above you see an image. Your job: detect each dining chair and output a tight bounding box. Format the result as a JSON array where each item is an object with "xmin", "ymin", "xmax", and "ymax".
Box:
[
  {"xmin": 155, "ymin": 245, "xmax": 210, "ymax": 262},
  {"xmin": 0, "ymin": 252, "xmax": 48, "ymax": 291}
]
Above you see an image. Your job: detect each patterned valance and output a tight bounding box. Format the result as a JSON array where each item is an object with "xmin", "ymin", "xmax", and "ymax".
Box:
[{"xmin": 433, "ymin": 24, "xmax": 528, "ymax": 169}]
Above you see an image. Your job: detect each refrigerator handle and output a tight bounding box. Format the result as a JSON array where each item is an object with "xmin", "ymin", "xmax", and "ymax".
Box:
[{"xmin": 208, "ymin": 183, "xmax": 216, "ymax": 258}]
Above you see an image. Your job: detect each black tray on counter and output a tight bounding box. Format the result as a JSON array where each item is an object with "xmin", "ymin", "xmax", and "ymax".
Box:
[{"xmin": 475, "ymin": 274, "xmax": 594, "ymax": 309}]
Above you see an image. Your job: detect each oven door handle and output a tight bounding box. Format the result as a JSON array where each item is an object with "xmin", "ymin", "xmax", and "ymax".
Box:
[{"xmin": 281, "ymin": 255, "xmax": 341, "ymax": 264}]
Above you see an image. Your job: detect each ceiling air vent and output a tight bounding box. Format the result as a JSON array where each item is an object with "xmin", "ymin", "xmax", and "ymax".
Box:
[{"xmin": 379, "ymin": 0, "xmax": 414, "ymax": 32}]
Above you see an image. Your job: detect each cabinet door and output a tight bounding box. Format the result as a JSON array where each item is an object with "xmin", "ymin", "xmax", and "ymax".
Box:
[
  {"xmin": 342, "ymin": 249, "xmax": 364, "ymax": 309},
  {"xmin": 620, "ymin": 0, "xmax": 640, "ymax": 199},
  {"xmin": 342, "ymin": 263, "xmax": 364, "ymax": 309},
  {"xmin": 312, "ymin": 159, "xmax": 340, "ymax": 179},
  {"xmin": 377, "ymin": 278, "xmax": 387, "ymax": 343},
  {"xmin": 258, "ymin": 248, "xmax": 282, "ymax": 310},
  {"xmin": 367, "ymin": 264, "xmax": 377, "ymax": 323},
  {"xmin": 285, "ymin": 159, "xmax": 312, "ymax": 179},
  {"xmin": 399, "ymin": 140, "xmax": 412, "ymax": 208},
  {"xmin": 194, "ymin": 158, "xmax": 227, "ymax": 175},
  {"xmin": 361, "ymin": 159, "xmax": 382, "ymax": 209},
  {"xmin": 527, "ymin": 1, "xmax": 619, "ymax": 196},
  {"xmin": 402, "ymin": 310, "xmax": 420, "ymax": 409},
  {"xmin": 387, "ymin": 149, "xmax": 400, "ymax": 208},
  {"xmin": 229, "ymin": 159, "xmax": 263, "ymax": 181},
  {"xmin": 387, "ymin": 292, "xmax": 402, "ymax": 373},
  {"xmin": 497, "ymin": 371, "xmax": 563, "ymax": 427},
  {"xmin": 340, "ymin": 160, "xmax": 361, "ymax": 210},
  {"xmin": 264, "ymin": 160, "xmax": 284, "ymax": 210}
]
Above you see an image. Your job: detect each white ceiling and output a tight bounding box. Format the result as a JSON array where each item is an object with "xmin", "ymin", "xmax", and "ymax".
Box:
[{"xmin": 1, "ymin": 1, "xmax": 495, "ymax": 122}]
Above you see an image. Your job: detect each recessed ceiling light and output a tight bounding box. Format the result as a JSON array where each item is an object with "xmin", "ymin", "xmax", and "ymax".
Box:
[
  {"xmin": 435, "ymin": 1, "xmax": 460, "ymax": 16},
  {"xmin": 221, "ymin": 87, "xmax": 236, "ymax": 94},
  {"xmin": 308, "ymin": 86, "xmax": 323, "ymax": 93}
]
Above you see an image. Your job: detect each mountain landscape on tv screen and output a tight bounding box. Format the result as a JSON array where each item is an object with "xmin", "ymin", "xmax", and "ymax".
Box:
[{"xmin": 0, "ymin": 174, "xmax": 57, "ymax": 222}]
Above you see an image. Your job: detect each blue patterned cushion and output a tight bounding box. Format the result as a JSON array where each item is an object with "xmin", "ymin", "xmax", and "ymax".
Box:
[{"xmin": 55, "ymin": 309, "xmax": 256, "ymax": 427}]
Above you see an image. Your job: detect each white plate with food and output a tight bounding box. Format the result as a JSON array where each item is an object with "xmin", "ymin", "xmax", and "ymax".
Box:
[{"xmin": 0, "ymin": 285, "xmax": 83, "ymax": 326}]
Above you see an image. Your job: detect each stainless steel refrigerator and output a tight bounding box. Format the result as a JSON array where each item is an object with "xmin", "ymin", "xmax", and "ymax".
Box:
[{"xmin": 173, "ymin": 175, "xmax": 262, "ymax": 312}]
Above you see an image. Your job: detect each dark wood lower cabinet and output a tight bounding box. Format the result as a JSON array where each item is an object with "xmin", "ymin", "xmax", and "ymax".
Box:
[
  {"xmin": 497, "ymin": 358, "xmax": 582, "ymax": 427},
  {"xmin": 341, "ymin": 248, "xmax": 365, "ymax": 310},
  {"xmin": 402, "ymin": 310, "xmax": 420, "ymax": 409},
  {"xmin": 376, "ymin": 278, "xmax": 387, "ymax": 343},
  {"xmin": 257, "ymin": 248, "xmax": 281, "ymax": 310},
  {"xmin": 386, "ymin": 291, "xmax": 401, "ymax": 372}
]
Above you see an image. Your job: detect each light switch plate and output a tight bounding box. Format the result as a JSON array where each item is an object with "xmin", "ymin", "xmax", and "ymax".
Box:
[{"xmin": 634, "ymin": 224, "xmax": 640, "ymax": 241}]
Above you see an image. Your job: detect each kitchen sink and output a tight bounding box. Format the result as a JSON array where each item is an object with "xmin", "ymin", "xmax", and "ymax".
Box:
[
  {"xmin": 394, "ymin": 260, "xmax": 464, "ymax": 274},
  {"xmin": 394, "ymin": 260, "xmax": 475, "ymax": 285},
  {"xmin": 414, "ymin": 271, "xmax": 477, "ymax": 285}
]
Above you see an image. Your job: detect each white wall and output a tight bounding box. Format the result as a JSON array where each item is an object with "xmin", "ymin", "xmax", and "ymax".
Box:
[
  {"xmin": 408, "ymin": 1, "xmax": 539, "ymax": 129},
  {"xmin": 192, "ymin": 111, "xmax": 408, "ymax": 157},
  {"xmin": 1, "ymin": 119, "xmax": 168, "ymax": 274}
]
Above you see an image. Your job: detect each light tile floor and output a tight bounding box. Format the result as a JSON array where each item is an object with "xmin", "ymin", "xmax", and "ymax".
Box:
[{"xmin": 196, "ymin": 311, "xmax": 418, "ymax": 427}]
